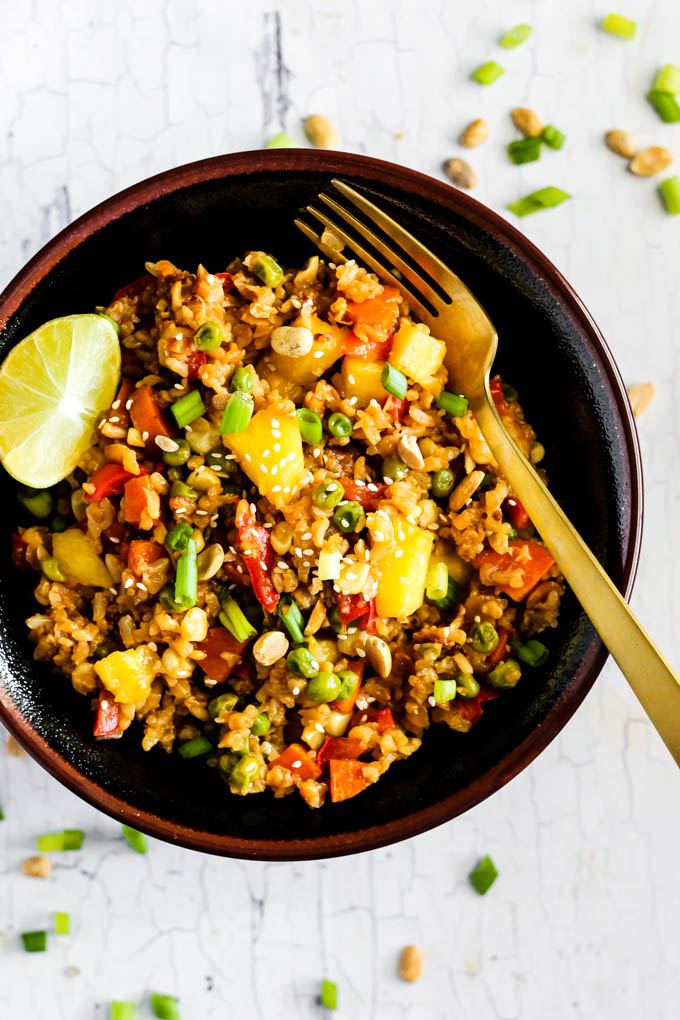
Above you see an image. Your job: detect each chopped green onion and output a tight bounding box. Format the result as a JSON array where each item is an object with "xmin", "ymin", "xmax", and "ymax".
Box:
[
  {"xmin": 230, "ymin": 366, "xmax": 254, "ymax": 392},
  {"xmin": 166, "ymin": 522, "xmax": 194, "ymax": 552},
  {"xmin": 41, "ymin": 557, "xmax": 66, "ymax": 582},
  {"xmin": 327, "ymin": 411, "xmax": 353, "ymax": 438},
  {"xmin": 209, "ymin": 691, "xmax": 239, "ymax": 719},
  {"xmin": 278, "ymin": 597, "xmax": 306, "ymax": 643},
  {"xmin": 320, "ymin": 979, "xmax": 338, "ymax": 1010},
  {"xmin": 110, "ymin": 1004, "xmax": 136, "ymax": 1020},
  {"xmin": 296, "ymin": 408, "xmax": 323, "ymax": 444},
  {"xmin": 601, "ymin": 13, "xmax": 636, "ymax": 40},
  {"xmin": 508, "ymin": 636, "xmax": 549, "ymax": 667},
  {"xmin": 63, "ymin": 828, "xmax": 85, "ymax": 849},
  {"xmin": 433, "ymin": 678, "xmax": 457, "ymax": 703},
  {"xmin": 54, "ymin": 912, "xmax": 70, "ymax": 935},
  {"xmin": 253, "ymin": 255, "xmax": 284, "ymax": 288},
  {"xmin": 381, "ymin": 363, "xmax": 408, "ymax": 400},
  {"xmin": 426, "ymin": 561, "xmax": 449, "ymax": 601},
  {"xmin": 219, "ymin": 391, "xmax": 254, "ymax": 435},
  {"xmin": 177, "ymin": 735, "xmax": 212, "ymax": 760},
  {"xmin": 647, "ymin": 90, "xmax": 680, "ymax": 123},
  {"xmin": 541, "ymin": 125, "xmax": 566, "ymax": 150},
  {"xmin": 36, "ymin": 829, "xmax": 84, "ymax": 851},
  {"xmin": 267, "ymin": 131, "xmax": 295, "ymax": 148},
  {"xmin": 122, "ymin": 824, "xmax": 148, "ymax": 854},
  {"xmin": 99, "ymin": 313, "xmax": 121, "ymax": 335},
  {"xmin": 428, "ymin": 575, "xmax": 460, "ymax": 611},
  {"xmin": 499, "ymin": 24, "xmax": 531, "ymax": 49},
  {"xmin": 507, "ymin": 186, "xmax": 570, "ymax": 217},
  {"xmin": 469, "ymin": 855, "xmax": 498, "ymax": 895},
  {"xmin": 171, "ymin": 389, "xmax": 206, "ymax": 429},
  {"xmin": 653, "ymin": 64, "xmax": 680, "ymax": 95},
  {"xmin": 471, "ymin": 61, "xmax": 505, "ymax": 85},
  {"xmin": 437, "ymin": 390, "xmax": 468, "ymax": 417},
  {"xmin": 194, "ymin": 320, "xmax": 223, "ymax": 351},
  {"xmin": 0, "ymin": 805, "xmax": 4, "ymax": 820},
  {"xmin": 219, "ymin": 595, "xmax": 257, "ymax": 643},
  {"xmin": 508, "ymin": 137, "xmax": 542, "ymax": 165},
  {"xmin": 659, "ymin": 175, "xmax": 680, "ymax": 215},
  {"xmin": 251, "ymin": 712, "xmax": 271, "ymax": 736},
  {"xmin": 318, "ymin": 547, "xmax": 342, "ymax": 581},
  {"xmin": 174, "ymin": 538, "xmax": 198, "ymax": 610},
  {"xmin": 21, "ymin": 930, "xmax": 47, "ymax": 952},
  {"xmin": 150, "ymin": 992, "xmax": 180, "ymax": 1020},
  {"xmin": 17, "ymin": 487, "xmax": 53, "ymax": 519}
]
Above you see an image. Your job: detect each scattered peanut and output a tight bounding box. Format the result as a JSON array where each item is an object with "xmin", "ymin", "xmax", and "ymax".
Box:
[
  {"xmin": 398, "ymin": 945, "xmax": 425, "ymax": 983},
  {"xmin": 6, "ymin": 734, "xmax": 26, "ymax": 757},
  {"xmin": 304, "ymin": 114, "xmax": 339, "ymax": 150},
  {"xmin": 459, "ymin": 118, "xmax": 489, "ymax": 148},
  {"xmin": 197, "ymin": 543, "xmax": 225, "ymax": 581},
  {"xmin": 180, "ymin": 606, "xmax": 209, "ymax": 643},
  {"xmin": 530, "ymin": 441, "xmax": 545, "ymax": 464},
  {"xmin": 443, "ymin": 158, "xmax": 477, "ymax": 190},
  {"xmin": 271, "ymin": 521, "xmax": 293, "ymax": 555},
  {"xmin": 270, "ymin": 326, "xmax": 314, "ymax": 358},
  {"xmin": 22, "ymin": 855, "xmax": 51, "ymax": 878},
  {"xmin": 253, "ymin": 630, "xmax": 290, "ymax": 666},
  {"xmin": 605, "ymin": 129, "xmax": 637, "ymax": 158},
  {"xmin": 511, "ymin": 107, "xmax": 544, "ymax": 138},
  {"xmin": 397, "ymin": 434, "xmax": 425, "ymax": 470},
  {"xmin": 449, "ymin": 469, "xmax": 486, "ymax": 513},
  {"xmin": 629, "ymin": 146, "xmax": 673, "ymax": 177},
  {"xmin": 627, "ymin": 382, "xmax": 656, "ymax": 418},
  {"xmin": 363, "ymin": 634, "xmax": 392, "ymax": 678}
]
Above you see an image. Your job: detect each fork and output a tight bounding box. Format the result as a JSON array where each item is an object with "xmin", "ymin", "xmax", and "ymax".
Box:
[{"xmin": 296, "ymin": 179, "xmax": 680, "ymax": 767}]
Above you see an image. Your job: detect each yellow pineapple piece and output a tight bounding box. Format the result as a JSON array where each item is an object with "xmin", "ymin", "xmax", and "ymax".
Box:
[
  {"xmin": 94, "ymin": 645, "xmax": 157, "ymax": 704},
  {"xmin": 340, "ymin": 356, "xmax": 387, "ymax": 407},
  {"xmin": 52, "ymin": 529, "xmax": 113, "ymax": 588},
  {"xmin": 372, "ymin": 509, "xmax": 434, "ymax": 618},
  {"xmin": 389, "ymin": 323, "xmax": 446, "ymax": 385},
  {"xmin": 224, "ymin": 402, "xmax": 304, "ymax": 507}
]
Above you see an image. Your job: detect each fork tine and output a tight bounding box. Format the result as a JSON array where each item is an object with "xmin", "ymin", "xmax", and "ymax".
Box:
[
  {"xmin": 318, "ymin": 193, "xmax": 445, "ymax": 310},
  {"xmin": 293, "ymin": 218, "xmax": 348, "ymax": 263},
  {"xmin": 332, "ymin": 179, "xmax": 462, "ymax": 293},
  {"xmin": 305, "ymin": 205, "xmax": 432, "ymax": 321}
]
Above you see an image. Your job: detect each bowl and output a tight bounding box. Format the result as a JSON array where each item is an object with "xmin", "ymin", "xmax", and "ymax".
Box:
[{"xmin": 0, "ymin": 150, "xmax": 642, "ymax": 860}]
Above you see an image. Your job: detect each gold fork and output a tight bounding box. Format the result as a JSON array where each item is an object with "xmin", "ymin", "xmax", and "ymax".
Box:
[{"xmin": 296, "ymin": 179, "xmax": 680, "ymax": 766}]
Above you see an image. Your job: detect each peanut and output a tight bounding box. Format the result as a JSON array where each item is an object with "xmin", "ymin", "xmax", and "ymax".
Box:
[
  {"xmin": 443, "ymin": 158, "xmax": 477, "ymax": 190},
  {"xmin": 627, "ymin": 382, "xmax": 655, "ymax": 418},
  {"xmin": 605, "ymin": 129, "xmax": 637, "ymax": 158},
  {"xmin": 22, "ymin": 855, "xmax": 51, "ymax": 878},
  {"xmin": 398, "ymin": 945, "xmax": 425, "ymax": 982},
  {"xmin": 459, "ymin": 118, "xmax": 489, "ymax": 148},
  {"xmin": 511, "ymin": 107, "xmax": 544, "ymax": 138},
  {"xmin": 304, "ymin": 114, "xmax": 339, "ymax": 150},
  {"xmin": 629, "ymin": 146, "xmax": 673, "ymax": 177}
]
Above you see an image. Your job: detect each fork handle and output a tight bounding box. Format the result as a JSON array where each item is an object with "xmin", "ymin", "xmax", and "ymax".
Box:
[{"xmin": 474, "ymin": 397, "xmax": 680, "ymax": 766}]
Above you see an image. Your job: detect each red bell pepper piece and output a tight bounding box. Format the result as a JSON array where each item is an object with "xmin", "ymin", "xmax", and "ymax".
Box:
[
  {"xmin": 317, "ymin": 736, "xmax": 366, "ymax": 768},
  {"xmin": 215, "ymin": 272, "xmax": 234, "ymax": 292},
  {"xmin": 93, "ymin": 689, "xmax": 120, "ymax": 737},
  {"xmin": 128, "ymin": 540, "xmax": 164, "ymax": 575},
  {"xmin": 270, "ymin": 743, "xmax": 322, "ymax": 781},
  {"xmin": 489, "ymin": 375, "xmax": 508, "ymax": 414},
  {"xmin": 197, "ymin": 627, "xmax": 250, "ymax": 683},
  {"xmin": 329, "ymin": 759, "xmax": 370, "ymax": 802},
  {"xmin": 86, "ymin": 463, "xmax": 138, "ymax": 502},
  {"xmin": 342, "ymin": 331, "xmax": 393, "ymax": 362},
  {"xmin": 454, "ymin": 687, "xmax": 499, "ymax": 727},
  {"xmin": 474, "ymin": 540, "xmax": 555, "ymax": 602},
  {"xmin": 486, "ymin": 626, "xmax": 510, "ymax": 670},
  {"xmin": 383, "ymin": 395, "xmax": 408, "ymax": 423},
  {"xmin": 330, "ymin": 659, "xmax": 365, "ymax": 713},
  {"xmin": 504, "ymin": 496, "xmax": 531, "ymax": 531},
  {"xmin": 187, "ymin": 349, "xmax": 207, "ymax": 381},
  {"xmin": 129, "ymin": 385, "xmax": 176, "ymax": 449},
  {"xmin": 350, "ymin": 706, "xmax": 395, "ymax": 732},
  {"xmin": 112, "ymin": 274, "xmax": 154, "ymax": 303},
  {"xmin": 10, "ymin": 533, "xmax": 29, "ymax": 572},
  {"xmin": 122, "ymin": 475, "xmax": 160, "ymax": 527},
  {"xmin": 235, "ymin": 499, "xmax": 279, "ymax": 612},
  {"xmin": 339, "ymin": 478, "xmax": 387, "ymax": 511}
]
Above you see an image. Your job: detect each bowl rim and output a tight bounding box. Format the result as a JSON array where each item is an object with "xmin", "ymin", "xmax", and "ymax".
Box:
[{"xmin": 0, "ymin": 149, "xmax": 643, "ymax": 860}]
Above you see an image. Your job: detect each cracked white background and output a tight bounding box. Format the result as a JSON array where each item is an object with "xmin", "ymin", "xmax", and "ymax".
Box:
[{"xmin": 1, "ymin": 1, "xmax": 680, "ymax": 1017}]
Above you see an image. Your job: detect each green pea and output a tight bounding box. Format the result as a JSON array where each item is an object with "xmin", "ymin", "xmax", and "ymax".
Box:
[
  {"xmin": 430, "ymin": 468, "xmax": 455, "ymax": 499},
  {"xmin": 194, "ymin": 320, "xmax": 223, "ymax": 351},
  {"xmin": 41, "ymin": 557, "xmax": 65, "ymax": 582},
  {"xmin": 287, "ymin": 647, "xmax": 320, "ymax": 678},
  {"xmin": 502, "ymin": 382, "xmax": 519, "ymax": 403},
  {"xmin": 478, "ymin": 472, "xmax": 495, "ymax": 492},
  {"xmin": 166, "ymin": 466, "xmax": 184, "ymax": 482},
  {"xmin": 205, "ymin": 447, "xmax": 237, "ymax": 475},
  {"xmin": 251, "ymin": 712, "xmax": 271, "ymax": 736},
  {"xmin": 231, "ymin": 754, "xmax": 259, "ymax": 790},
  {"xmin": 253, "ymin": 255, "xmax": 284, "ymax": 288},
  {"xmin": 382, "ymin": 454, "xmax": 409, "ymax": 483},
  {"xmin": 50, "ymin": 514, "xmax": 70, "ymax": 533},
  {"xmin": 17, "ymin": 487, "xmax": 53, "ymax": 520},
  {"xmin": 327, "ymin": 412, "xmax": 353, "ymax": 438},
  {"xmin": 218, "ymin": 751, "xmax": 239, "ymax": 775},
  {"xmin": 162, "ymin": 438, "xmax": 191, "ymax": 467},
  {"xmin": 209, "ymin": 692, "xmax": 239, "ymax": 719},
  {"xmin": 230, "ymin": 366, "xmax": 254, "ymax": 393},
  {"xmin": 159, "ymin": 584, "xmax": 185, "ymax": 613},
  {"xmin": 335, "ymin": 670, "xmax": 359, "ymax": 702},
  {"xmin": 469, "ymin": 622, "xmax": 499, "ymax": 654},
  {"xmin": 169, "ymin": 480, "xmax": 198, "ymax": 500},
  {"xmin": 456, "ymin": 673, "xmax": 481, "ymax": 699},
  {"xmin": 312, "ymin": 479, "xmax": 345, "ymax": 509},
  {"xmin": 306, "ymin": 671, "xmax": 342, "ymax": 703},
  {"xmin": 93, "ymin": 640, "xmax": 116, "ymax": 661},
  {"xmin": 332, "ymin": 500, "xmax": 365, "ymax": 534},
  {"xmin": 488, "ymin": 659, "xmax": 522, "ymax": 690}
]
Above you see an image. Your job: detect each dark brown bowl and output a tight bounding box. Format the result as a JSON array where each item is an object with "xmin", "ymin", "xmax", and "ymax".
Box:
[{"xmin": 0, "ymin": 150, "xmax": 642, "ymax": 860}]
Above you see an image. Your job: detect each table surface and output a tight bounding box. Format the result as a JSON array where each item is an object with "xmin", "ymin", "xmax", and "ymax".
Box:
[{"xmin": 1, "ymin": 2, "xmax": 679, "ymax": 1017}]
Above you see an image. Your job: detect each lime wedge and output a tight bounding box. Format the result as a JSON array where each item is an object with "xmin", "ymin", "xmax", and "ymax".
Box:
[{"xmin": 0, "ymin": 314, "xmax": 121, "ymax": 488}]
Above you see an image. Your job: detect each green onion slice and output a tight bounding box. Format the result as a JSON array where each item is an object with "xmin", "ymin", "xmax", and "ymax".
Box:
[
  {"xmin": 150, "ymin": 992, "xmax": 181, "ymax": 1020},
  {"xmin": 659, "ymin": 175, "xmax": 680, "ymax": 215},
  {"xmin": 171, "ymin": 390, "xmax": 206, "ymax": 429},
  {"xmin": 166, "ymin": 522, "xmax": 194, "ymax": 552},
  {"xmin": 54, "ymin": 912, "xmax": 70, "ymax": 935},
  {"xmin": 296, "ymin": 408, "xmax": 323, "ymax": 445},
  {"xmin": 219, "ymin": 596, "xmax": 257, "ymax": 643},
  {"xmin": 266, "ymin": 132, "xmax": 295, "ymax": 148},
  {"xmin": 471, "ymin": 61, "xmax": 505, "ymax": 85},
  {"xmin": 219, "ymin": 391, "xmax": 254, "ymax": 435},
  {"xmin": 177, "ymin": 736, "xmax": 212, "ymax": 760},
  {"xmin": 122, "ymin": 824, "xmax": 148, "ymax": 854},
  {"xmin": 110, "ymin": 1003, "xmax": 136, "ymax": 1020},
  {"xmin": 507, "ymin": 187, "xmax": 570, "ymax": 217},
  {"xmin": 381, "ymin": 363, "xmax": 408, "ymax": 400},
  {"xmin": 653, "ymin": 64, "xmax": 680, "ymax": 95},
  {"xmin": 433, "ymin": 678, "xmax": 457, "ymax": 703},
  {"xmin": 508, "ymin": 137, "xmax": 542, "ymax": 165},
  {"xmin": 499, "ymin": 24, "xmax": 531, "ymax": 49},
  {"xmin": 36, "ymin": 829, "xmax": 84, "ymax": 851},
  {"xmin": 437, "ymin": 390, "xmax": 468, "ymax": 417},
  {"xmin": 320, "ymin": 979, "xmax": 338, "ymax": 1010},
  {"xmin": 174, "ymin": 539, "xmax": 198, "ymax": 610},
  {"xmin": 601, "ymin": 13, "xmax": 636, "ymax": 39},
  {"xmin": 426, "ymin": 561, "xmax": 449, "ymax": 601},
  {"xmin": 21, "ymin": 930, "xmax": 47, "ymax": 952},
  {"xmin": 647, "ymin": 90, "xmax": 680, "ymax": 123},
  {"xmin": 541, "ymin": 125, "xmax": 566, "ymax": 150},
  {"xmin": 278, "ymin": 597, "xmax": 306, "ymax": 643}
]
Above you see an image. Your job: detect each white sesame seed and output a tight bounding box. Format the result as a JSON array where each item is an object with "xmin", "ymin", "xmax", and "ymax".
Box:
[
  {"xmin": 109, "ymin": 536, "xmax": 120, "ymax": 544},
  {"xmin": 312, "ymin": 448, "xmax": 321, "ymax": 458},
  {"xmin": 262, "ymin": 449, "xmax": 271, "ymax": 458},
  {"xmin": 137, "ymin": 582, "xmax": 148, "ymax": 591},
  {"xmin": 428, "ymin": 696, "xmax": 436, "ymax": 707},
  {"xmin": 141, "ymin": 431, "xmax": 149, "ymax": 441},
  {"xmin": 292, "ymin": 687, "xmax": 300, "ymax": 696},
  {"xmin": 277, "ymin": 561, "xmax": 288, "ymax": 569},
  {"xmin": 111, "ymin": 400, "xmax": 121, "ymax": 409},
  {"xmin": 291, "ymin": 760, "xmax": 302, "ymax": 769},
  {"xmin": 125, "ymin": 399, "xmax": 133, "ymax": 410},
  {"xmin": 366, "ymin": 483, "xmax": 378, "ymax": 492},
  {"xmin": 273, "ymin": 443, "xmax": 281, "ymax": 452},
  {"xmin": 261, "ymin": 466, "xmax": 269, "ymax": 474},
  {"xmin": 384, "ymin": 476, "xmax": 394, "ymax": 484},
  {"xmin": 283, "ymin": 486, "xmax": 290, "ymax": 493},
  {"xmin": 204, "ymin": 677, "xmax": 217, "ymax": 687},
  {"xmin": 356, "ymin": 648, "xmax": 366, "ymax": 658},
  {"xmin": 271, "ymin": 418, "xmax": 280, "ymax": 428},
  {"xmin": 313, "ymin": 350, "xmax": 324, "ymax": 359},
  {"xmin": 272, "ymin": 430, "xmax": 282, "ymax": 438},
  {"xmin": 301, "ymin": 532, "xmax": 312, "ymax": 540},
  {"xmin": 124, "ymin": 578, "xmax": 133, "ymax": 589},
  {"xmin": 155, "ymin": 435, "xmax": 179, "ymax": 453},
  {"xmin": 109, "ymin": 587, "xmax": 117, "ymax": 595},
  {"xmin": 173, "ymin": 383, "xmax": 184, "ymax": 390},
  {"xmin": 196, "ymin": 510, "xmax": 208, "ymax": 516}
]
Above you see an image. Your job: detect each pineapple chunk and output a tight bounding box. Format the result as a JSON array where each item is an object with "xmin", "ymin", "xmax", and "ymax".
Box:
[
  {"xmin": 389, "ymin": 323, "xmax": 446, "ymax": 385},
  {"xmin": 372, "ymin": 509, "xmax": 434, "ymax": 618},
  {"xmin": 224, "ymin": 402, "xmax": 304, "ymax": 507},
  {"xmin": 52, "ymin": 529, "xmax": 113, "ymax": 588},
  {"xmin": 261, "ymin": 314, "xmax": 348, "ymax": 389},
  {"xmin": 430, "ymin": 539, "xmax": 472, "ymax": 586},
  {"xmin": 94, "ymin": 645, "xmax": 157, "ymax": 704},
  {"xmin": 340, "ymin": 356, "xmax": 387, "ymax": 408}
]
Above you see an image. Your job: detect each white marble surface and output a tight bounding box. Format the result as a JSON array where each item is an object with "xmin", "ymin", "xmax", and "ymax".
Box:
[{"xmin": 1, "ymin": 1, "xmax": 680, "ymax": 1017}]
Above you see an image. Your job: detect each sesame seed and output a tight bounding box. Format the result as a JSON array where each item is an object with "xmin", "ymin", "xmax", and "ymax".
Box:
[
  {"xmin": 173, "ymin": 382, "xmax": 184, "ymax": 390},
  {"xmin": 428, "ymin": 696, "xmax": 436, "ymax": 707},
  {"xmin": 273, "ymin": 443, "xmax": 281, "ymax": 452},
  {"xmin": 262, "ymin": 449, "xmax": 271, "ymax": 458},
  {"xmin": 156, "ymin": 435, "xmax": 179, "ymax": 452},
  {"xmin": 271, "ymin": 418, "xmax": 280, "ymax": 428},
  {"xmin": 124, "ymin": 578, "xmax": 133, "ymax": 589},
  {"xmin": 111, "ymin": 400, "xmax": 121, "ymax": 409},
  {"xmin": 148, "ymin": 642, "xmax": 157, "ymax": 651},
  {"xmin": 315, "ymin": 723, "xmax": 324, "ymax": 732},
  {"xmin": 204, "ymin": 677, "xmax": 217, "ymax": 687},
  {"xmin": 348, "ymin": 375, "xmax": 355, "ymax": 384},
  {"xmin": 292, "ymin": 687, "xmax": 300, "ymax": 696},
  {"xmin": 283, "ymin": 486, "xmax": 290, "ymax": 493},
  {"xmin": 272, "ymin": 485, "xmax": 282, "ymax": 493},
  {"xmin": 261, "ymin": 466, "xmax": 269, "ymax": 474},
  {"xmin": 366, "ymin": 483, "xmax": 378, "ymax": 492},
  {"xmin": 236, "ymin": 565, "xmax": 244, "ymax": 573},
  {"xmin": 109, "ymin": 536, "xmax": 120, "ymax": 544},
  {"xmin": 272, "ymin": 430, "xmax": 282, "ymax": 438},
  {"xmin": 384, "ymin": 476, "xmax": 394, "ymax": 484},
  {"xmin": 196, "ymin": 510, "xmax": 208, "ymax": 515},
  {"xmin": 291, "ymin": 760, "xmax": 302, "ymax": 769},
  {"xmin": 474, "ymin": 615, "xmax": 481, "ymax": 622},
  {"xmin": 356, "ymin": 648, "xmax": 366, "ymax": 657},
  {"xmin": 348, "ymin": 396, "xmax": 358, "ymax": 406},
  {"xmin": 277, "ymin": 561, "xmax": 288, "ymax": 569},
  {"xmin": 313, "ymin": 448, "xmax": 321, "ymax": 458},
  {"xmin": 271, "ymin": 465, "xmax": 278, "ymax": 475},
  {"xmin": 301, "ymin": 532, "xmax": 312, "ymax": 540},
  {"xmin": 313, "ymin": 350, "xmax": 324, "ymax": 359},
  {"xmin": 125, "ymin": 399, "xmax": 133, "ymax": 410},
  {"xmin": 303, "ymin": 548, "xmax": 314, "ymax": 556},
  {"xmin": 108, "ymin": 587, "xmax": 117, "ymax": 595},
  {"xmin": 137, "ymin": 582, "xmax": 148, "ymax": 591}
]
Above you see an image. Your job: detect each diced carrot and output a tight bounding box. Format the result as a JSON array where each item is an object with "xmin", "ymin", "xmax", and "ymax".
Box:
[
  {"xmin": 270, "ymin": 743, "xmax": 322, "ymax": 781},
  {"xmin": 350, "ymin": 706, "xmax": 395, "ymax": 733},
  {"xmin": 129, "ymin": 385, "xmax": 175, "ymax": 449},
  {"xmin": 329, "ymin": 759, "xmax": 370, "ymax": 802},
  {"xmin": 344, "ymin": 286, "xmax": 401, "ymax": 341},
  {"xmin": 474, "ymin": 540, "xmax": 555, "ymax": 602},
  {"xmin": 342, "ymin": 332, "xmax": 392, "ymax": 362},
  {"xmin": 485, "ymin": 626, "xmax": 510, "ymax": 670},
  {"xmin": 93, "ymin": 689, "xmax": 120, "ymax": 737},
  {"xmin": 196, "ymin": 627, "xmax": 250, "ymax": 683},
  {"xmin": 127, "ymin": 540, "xmax": 164, "ymax": 575},
  {"xmin": 331, "ymin": 660, "xmax": 365, "ymax": 713},
  {"xmin": 317, "ymin": 736, "xmax": 366, "ymax": 768},
  {"xmin": 107, "ymin": 378, "xmax": 135, "ymax": 431},
  {"xmin": 122, "ymin": 475, "xmax": 160, "ymax": 528}
]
